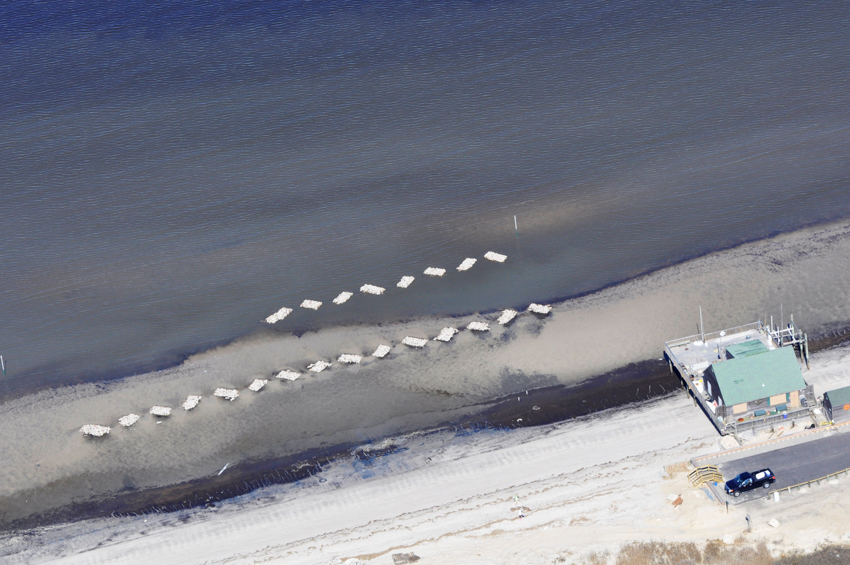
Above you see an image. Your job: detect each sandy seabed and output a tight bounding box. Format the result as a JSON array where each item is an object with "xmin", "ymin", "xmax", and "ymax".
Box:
[{"xmin": 4, "ymin": 220, "xmax": 850, "ymax": 562}]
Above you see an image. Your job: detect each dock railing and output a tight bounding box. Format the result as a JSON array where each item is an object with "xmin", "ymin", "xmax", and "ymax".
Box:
[{"xmin": 664, "ymin": 321, "xmax": 762, "ymax": 350}]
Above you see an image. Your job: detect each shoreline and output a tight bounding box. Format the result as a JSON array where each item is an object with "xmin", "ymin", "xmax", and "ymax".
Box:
[
  {"xmin": 0, "ymin": 358, "xmax": 680, "ymax": 533},
  {"xmin": 5, "ymin": 218, "xmax": 850, "ymax": 540},
  {"xmin": 4, "ymin": 214, "xmax": 850, "ymax": 405},
  {"xmin": 12, "ymin": 340, "xmax": 850, "ymax": 564},
  {"xmin": 8, "ymin": 332, "xmax": 850, "ymax": 534}
]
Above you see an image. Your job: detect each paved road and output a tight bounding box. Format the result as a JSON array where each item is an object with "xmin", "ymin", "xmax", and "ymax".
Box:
[{"xmin": 717, "ymin": 431, "xmax": 850, "ymax": 504}]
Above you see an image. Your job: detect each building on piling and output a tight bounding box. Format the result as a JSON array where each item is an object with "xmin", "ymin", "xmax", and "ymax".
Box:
[{"xmin": 664, "ymin": 316, "xmax": 815, "ymax": 436}]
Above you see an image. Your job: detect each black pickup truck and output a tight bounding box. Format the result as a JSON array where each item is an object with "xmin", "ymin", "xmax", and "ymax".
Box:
[{"xmin": 724, "ymin": 468, "xmax": 776, "ymax": 497}]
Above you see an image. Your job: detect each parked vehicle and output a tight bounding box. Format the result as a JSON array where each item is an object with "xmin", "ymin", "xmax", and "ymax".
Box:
[{"xmin": 724, "ymin": 468, "xmax": 776, "ymax": 497}]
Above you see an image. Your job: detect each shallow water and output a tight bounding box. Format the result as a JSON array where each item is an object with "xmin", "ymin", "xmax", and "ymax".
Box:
[
  {"xmin": 2, "ymin": 0, "xmax": 850, "ymax": 395},
  {"xmin": 4, "ymin": 220, "xmax": 850, "ymax": 529}
]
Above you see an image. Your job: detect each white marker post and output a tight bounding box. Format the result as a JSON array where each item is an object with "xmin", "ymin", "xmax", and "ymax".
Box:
[{"xmin": 514, "ymin": 215, "xmax": 518, "ymax": 237}]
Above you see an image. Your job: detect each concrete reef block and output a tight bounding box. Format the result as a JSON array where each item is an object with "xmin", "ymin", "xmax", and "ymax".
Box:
[
  {"xmin": 333, "ymin": 292, "xmax": 353, "ymax": 305},
  {"xmin": 182, "ymin": 396, "xmax": 202, "ymax": 411},
  {"xmin": 215, "ymin": 388, "xmax": 239, "ymax": 401},
  {"xmin": 424, "ymin": 267, "xmax": 446, "ymax": 277},
  {"xmin": 308, "ymin": 360, "xmax": 331, "ymax": 373},
  {"xmin": 80, "ymin": 424, "xmax": 111, "ymax": 437},
  {"xmin": 467, "ymin": 321, "xmax": 490, "ymax": 332},
  {"xmin": 402, "ymin": 336, "xmax": 428, "ymax": 348},
  {"xmin": 457, "ymin": 258, "xmax": 477, "ymax": 271},
  {"xmin": 275, "ymin": 370, "xmax": 301, "ymax": 381},
  {"xmin": 484, "ymin": 251, "xmax": 507, "ymax": 262},
  {"xmin": 373, "ymin": 344, "xmax": 392, "ymax": 358},
  {"xmin": 397, "ymin": 276, "xmax": 415, "ymax": 288},
  {"xmin": 497, "ymin": 309, "xmax": 518, "ymax": 325},
  {"xmin": 118, "ymin": 414, "xmax": 140, "ymax": 427},
  {"xmin": 300, "ymin": 299, "xmax": 322, "ymax": 310},
  {"xmin": 264, "ymin": 307, "xmax": 292, "ymax": 324},
  {"xmin": 248, "ymin": 379, "xmax": 268, "ymax": 392},
  {"xmin": 527, "ymin": 303, "xmax": 552, "ymax": 315},
  {"xmin": 338, "ymin": 354, "xmax": 362, "ymax": 364},
  {"xmin": 360, "ymin": 284, "xmax": 385, "ymax": 295},
  {"xmin": 150, "ymin": 406, "xmax": 172, "ymax": 417},
  {"xmin": 434, "ymin": 327, "xmax": 459, "ymax": 342}
]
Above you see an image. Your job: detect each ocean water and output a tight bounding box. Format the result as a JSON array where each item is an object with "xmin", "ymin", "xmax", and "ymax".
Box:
[{"xmin": 2, "ymin": 0, "xmax": 850, "ymax": 398}]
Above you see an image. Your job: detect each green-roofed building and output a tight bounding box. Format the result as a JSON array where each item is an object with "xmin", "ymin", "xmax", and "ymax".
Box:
[
  {"xmin": 703, "ymin": 347, "xmax": 809, "ymax": 419},
  {"xmin": 725, "ymin": 340, "xmax": 769, "ymax": 359},
  {"xmin": 824, "ymin": 385, "xmax": 850, "ymax": 423}
]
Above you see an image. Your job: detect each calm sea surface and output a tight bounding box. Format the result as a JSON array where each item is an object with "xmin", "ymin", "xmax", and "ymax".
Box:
[{"xmin": 2, "ymin": 0, "xmax": 850, "ymax": 396}]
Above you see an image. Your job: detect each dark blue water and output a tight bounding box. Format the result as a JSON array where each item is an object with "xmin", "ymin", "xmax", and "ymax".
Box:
[{"xmin": 2, "ymin": 0, "xmax": 850, "ymax": 396}]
